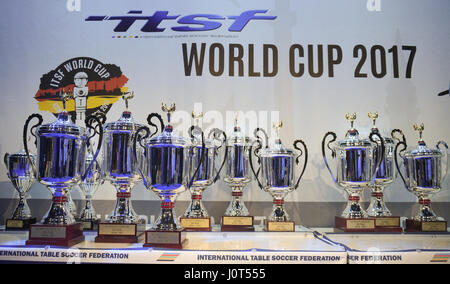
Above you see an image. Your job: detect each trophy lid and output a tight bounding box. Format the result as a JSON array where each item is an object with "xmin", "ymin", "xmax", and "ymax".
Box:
[
  {"xmin": 104, "ymin": 91, "xmax": 143, "ymax": 132},
  {"xmin": 404, "ymin": 123, "xmax": 442, "ymax": 157},
  {"xmin": 260, "ymin": 122, "xmax": 294, "ymax": 157},
  {"xmin": 191, "ymin": 111, "xmax": 214, "ymax": 148},
  {"xmin": 148, "ymin": 103, "xmax": 188, "ymax": 147},
  {"xmin": 227, "ymin": 112, "xmax": 252, "ymax": 146},
  {"xmin": 338, "ymin": 113, "xmax": 372, "ymax": 147}
]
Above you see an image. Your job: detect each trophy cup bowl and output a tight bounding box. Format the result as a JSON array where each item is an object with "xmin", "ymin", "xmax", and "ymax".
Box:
[
  {"xmin": 394, "ymin": 123, "xmax": 449, "ymax": 232},
  {"xmin": 4, "ymin": 149, "xmax": 37, "ymax": 230},
  {"xmin": 134, "ymin": 103, "xmax": 206, "ymax": 248},
  {"xmin": 23, "ymin": 98, "xmax": 103, "ymax": 246},
  {"xmin": 251, "ymin": 122, "xmax": 308, "ymax": 232},
  {"xmin": 322, "ymin": 113, "xmax": 385, "ymax": 232}
]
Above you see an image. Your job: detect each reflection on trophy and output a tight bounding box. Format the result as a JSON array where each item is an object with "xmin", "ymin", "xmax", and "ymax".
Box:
[
  {"xmin": 250, "ymin": 122, "xmax": 308, "ymax": 232},
  {"xmin": 366, "ymin": 112, "xmax": 403, "ymax": 232},
  {"xmin": 79, "ymin": 144, "xmax": 104, "ymax": 231},
  {"xmin": 221, "ymin": 113, "xmax": 255, "ymax": 231},
  {"xmin": 134, "ymin": 102, "xmax": 206, "ymax": 249},
  {"xmin": 180, "ymin": 111, "xmax": 227, "ymax": 231},
  {"xmin": 4, "ymin": 149, "xmax": 36, "ymax": 230},
  {"xmin": 394, "ymin": 123, "xmax": 449, "ymax": 232},
  {"xmin": 74, "ymin": 71, "xmax": 89, "ymax": 126},
  {"xmin": 322, "ymin": 113, "xmax": 385, "ymax": 232},
  {"xmin": 95, "ymin": 92, "xmax": 144, "ymax": 243},
  {"xmin": 24, "ymin": 91, "xmax": 103, "ymax": 246}
]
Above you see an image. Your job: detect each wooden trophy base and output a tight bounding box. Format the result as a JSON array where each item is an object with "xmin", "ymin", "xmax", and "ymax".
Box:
[
  {"xmin": 95, "ymin": 223, "xmax": 144, "ymax": 243},
  {"xmin": 143, "ymin": 229, "xmax": 187, "ymax": 249},
  {"xmin": 405, "ymin": 219, "xmax": 448, "ymax": 233},
  {"xmin": 6, "ymin": 218, "xmax": 36, "ymax": 230},
  {"xmin": 221, "ymin": 216, "xmax": 255, "ymax": 231},
  {"xmin": 334, "ymin": 216, "xmax": 376, "ymax": 232},
  {"xmin": 373, "ymin": 216, "xmax": 403, "ymax": 232},
  {"xmin": 26, "ymin": 222, "xmax": 85, "ymax": 247},
  {"xmin": 265, "ymin": 220, "xmax": 295, "ymax": 232},
  {"xmin": 180, "ymin": 217, "xmax": 212, "ymax": 231}
]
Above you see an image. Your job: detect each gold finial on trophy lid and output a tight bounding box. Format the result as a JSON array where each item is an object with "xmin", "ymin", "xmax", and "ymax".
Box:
[
  {"xmin": 345, "ymin": 113, "xmax": 357, "ymax": 129},
  {"xmin": 61, "ymin": 89, "xmax": 73, "ymax": 112},
  {"xmin": 122, "ymin": 91, "xmax": 134, "ymax": 111},
  {"xmin": 191, "ymin": 111, "xmax": 203, "ymax": 126},
  {"xmin": 162, "ymin": 102, "xmax": 176, "ymax": 124},
  {"xmin": 368, "ymin": 112, "xmax": 379, "ymax": 127},
  {"xmin": 273, "ymin": 121, "xmax": 283, "ymax": 143},
  {"xmin": 413, "ymin": 123, "xmax": 425, "ymax": 142}
]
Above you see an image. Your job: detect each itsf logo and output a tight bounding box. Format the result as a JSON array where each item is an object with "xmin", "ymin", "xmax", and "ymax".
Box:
[{"xmin": 85, "ymin": 10, "xmax": 276, "ymax": 32}]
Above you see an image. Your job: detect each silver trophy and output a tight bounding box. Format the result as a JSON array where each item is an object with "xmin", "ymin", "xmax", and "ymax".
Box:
[
  {"xmin": 134, "ymin": 103, "xmax": 206, "ymax": 248},
  {"xmin": 4, "ymin": 149, "xmax": 37, "ymax": 229},
  {"xmin": 394, "ymin": 123, "xmax": 449, "ymax": 231},
  {"xmin": 23, "ymin": 91, "xmax": 103, "ymax": 246},
  {"xmin": 180, "ymin": 112, "xmax": 227, "ymax": 230},
  {"xmin": 250, "ymin": 122, "xmax": 308, "ymax": 231},
  {"xmin": 79, "ymin": 142, "xmax": 105, "ymax": 230},
  {"xmin": 366, "ymin": 112, "xmax": 397, "ymax": 217},
  {"xmin": 102, "ymin": 92, "xmax": 142, "ymax": 224},
  {"xmin": 322, "ymin": 113, "xmax": 384, "ymax": 223}
]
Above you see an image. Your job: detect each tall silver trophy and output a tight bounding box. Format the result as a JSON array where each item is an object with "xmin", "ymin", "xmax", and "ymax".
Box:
[
  {"xmin": 24, "ymin": 91, "xmax": 103, "ymax": 246},
  {"xmin": 95, "ymin": 92, "xmax": 145, "ymax": 243},
  {"xmin": 394, "ymin": 123, "xmax": 449, "ymax": 232},
  {"xmin": 180, "ymin": 111, "xmax": 227, "ymax": 231},
  {"xmin": 250, "ymin": 122, "xmax": 308, "ymax": 232},
  {"xmin": 221, "ymin": 114, "xmax": 255, "ymax": 231},
  {"xmin": 322, "ymin": 113, "xmax": 384, "ymax": 232},
  {"xmin": 134, "ymin": 102, "xmax": 206, "ymax": 248},
  {"xmin": 365, "ymin": 112, "xmax": 403, "ymax": 232},
  {"xmin": 4, "ymin": 149, "xmax": 36, "ymax": 230}
]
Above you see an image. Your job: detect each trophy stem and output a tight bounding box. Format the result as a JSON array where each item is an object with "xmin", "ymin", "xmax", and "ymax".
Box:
[
  {"xmin": 107, "ymin": 188, "xmax": 137, "ymax": 223},
  {"xmin": 154, "ymin": 201, "xmax": 179, "ymax": 231},
  {"xmin": 367, "ymin": 186, "xmax": 392, "ymax": 217},
  {"xmin": 269, "ymin": 198, "xmax": 290, "ymax": 222},
  {"xmin": 41, "ymin": 188, "xmax": 76, "ymax": 225},
  {"xmin": 80, "ymin": 194, "xmax": 97, "ymax": 221},
  {"xmin": 12, "ymin": 192, "xmax": 32, "ymax": 220},
  {"xmin": 341, "ymin": 193, "xmax": 367, "ymax": 218},
  {"xmin": 184, "ymin": 189, "xmax": 208, "ymax": 218},
  {"xmin": 415, "ymin": 198, "xmax": 440, "ymax": 222},
  {"xmin": 225, "ymin": 188, "xmax": 250, "ymax": 216}
]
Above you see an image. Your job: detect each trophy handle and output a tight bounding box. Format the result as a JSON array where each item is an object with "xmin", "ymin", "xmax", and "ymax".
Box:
[
  {"xmin": 133, "ymin": 126, "xmax": 151, "ymax": 188},
  {"xmin": 249, "ymin": 139, "xmax": 264, "ymax": 190},
  {"xmin": 188, "ymin": 127, "xmax": 206, "ymax": 189},
  {"xmin": 253, "ymin": 127, "xmax": 269, "ymax": 150},
  {"xmin": 392, "ymin": 129, "xmax": 409, "ymax": 189},
  {"xmin": 4, "ymin": 153, "xmax": 9, "ymax": 179},
  {"xmin": 436, "ymin": 141, "xmax": 449, "ymax": 178},
  {"xmin": 81, "ymin": 115, "xmax": 104, "ymax": 181},
  {"xmin": 369, "ymin": 132, "xmax": 385, "ymax": 184},
  {"xmin": 147, "ymin": 112, "xmax": 164, "ymax": 138},
  {"xmin": 293, "ymin": 139, "xmax": 308, "ymax": 190},
  {"xmin": 208, "ymin": 128, "xmax": 227, "ymax": 183},
  {"xmin": 321, "ymin": 131, "xmax": 338, "ymax": 184},
  {"xmin": 23, "ymin": 114, "xmax": 43, "ymax": 176}
]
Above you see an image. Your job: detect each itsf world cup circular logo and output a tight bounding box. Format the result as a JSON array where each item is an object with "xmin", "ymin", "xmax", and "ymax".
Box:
[{"xmin": 34, "ymin": 57, "xmax": 129, "ymax": 124}]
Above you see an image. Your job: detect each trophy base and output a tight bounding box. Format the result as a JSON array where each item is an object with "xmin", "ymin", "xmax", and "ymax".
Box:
[
  {"xmin": 5, "ymin": 218, "xmax": 36, "ymax": 230},
  {"xmin": 80, "ymin": 220, "xmax": 99, "ymax": 231},
  {"xmin": 405, "ymin": 219, "xmax": 448, "ymax": 233},
  {"xmin": 143, "ymin": 229, "xmax": 187, "ymax": 249},
  {"xmin": 95, "ymin": 223, "xmax": 145, "ymax": 243},
  {"xmin": 26, "ymin": 223, "xmax": 85, "ymax": 247},
  {"xmin": 180, "ymin": 217, "xmax": 212, "ymax": 231},
  {"xmin": 373, "ymin": 216, "xmax": 403, "ymax": 233},
  {"xmin": 221, "ymin": 216, "xmax": 255, "ymax": 232},
  {"xmin": 265, "ymin": 220, "xmax": 295, "ymax": 232},
  {"xmin": 334, "ymin": 216, "xmax": 376, "ymax": 232}
]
